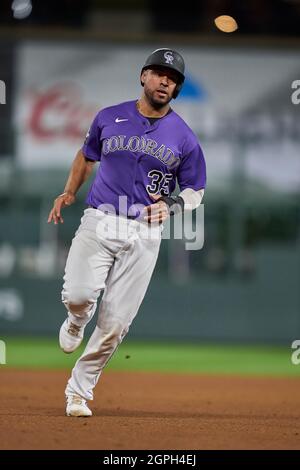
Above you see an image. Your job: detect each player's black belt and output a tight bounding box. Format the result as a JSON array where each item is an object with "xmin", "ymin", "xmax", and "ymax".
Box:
[{"xmin": 88, "ymin": 205, "xmax": 137, "ymax": 220}]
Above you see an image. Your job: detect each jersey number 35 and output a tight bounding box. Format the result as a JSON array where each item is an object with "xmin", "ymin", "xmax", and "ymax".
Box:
[{"xmin": 146, "ymin": 170, "xmax": 173, "ymax": 196}]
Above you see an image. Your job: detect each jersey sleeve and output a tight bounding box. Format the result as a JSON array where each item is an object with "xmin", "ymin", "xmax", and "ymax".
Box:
[
  {"xmin": 177, "ymin": 143, "xmax": 206, "ymax": 191},
  {"xmin": 81, "ymin": 112, "xmax": 102, "ymax": 161}
]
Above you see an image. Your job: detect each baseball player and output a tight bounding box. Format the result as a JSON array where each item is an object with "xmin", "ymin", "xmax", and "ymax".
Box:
[{"xmin": 48, "ymin": 48, "xmax": 206, "ymax": 417}]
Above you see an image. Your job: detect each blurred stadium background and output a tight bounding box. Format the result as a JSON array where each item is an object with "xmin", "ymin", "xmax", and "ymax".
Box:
[{"xmin": 0, "ymin": 0, "xmax": 300, "ymax": 374}]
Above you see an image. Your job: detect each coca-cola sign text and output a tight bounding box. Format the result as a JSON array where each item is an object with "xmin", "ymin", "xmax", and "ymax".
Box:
[{"xmin": 27, "ymin": 83, "xmax": 98, "ymax": 141}]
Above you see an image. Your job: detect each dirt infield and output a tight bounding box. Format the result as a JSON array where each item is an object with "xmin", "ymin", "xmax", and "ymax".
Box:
[{"xmin": 0, "ymin": 369, "xmax": 300, "ymax": 449}]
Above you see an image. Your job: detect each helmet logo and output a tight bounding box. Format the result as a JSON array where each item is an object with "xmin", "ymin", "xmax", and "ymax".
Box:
[{"xmin": 164, "ymin": 51, "xmax": 174, "ymax": 65}]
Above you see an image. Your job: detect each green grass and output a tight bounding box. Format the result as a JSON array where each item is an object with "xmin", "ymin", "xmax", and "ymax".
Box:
[{"xmin": 1, "ymin": 337, "xmax": 299, "ymax": 377}]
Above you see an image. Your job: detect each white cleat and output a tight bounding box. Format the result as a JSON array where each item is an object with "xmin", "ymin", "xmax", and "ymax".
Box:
[
  {"xmin": 66, "ymin": 395, "xmax": 92, "ymax": 417},
  {"xmin": 59, "ymin": 318, "xmax": 85, "ymax": 354}
]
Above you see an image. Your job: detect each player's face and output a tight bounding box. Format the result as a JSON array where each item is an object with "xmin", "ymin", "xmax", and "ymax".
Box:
[{"xmin": 141, "ymin": 67, "xmax": 178, "ymax": 108}]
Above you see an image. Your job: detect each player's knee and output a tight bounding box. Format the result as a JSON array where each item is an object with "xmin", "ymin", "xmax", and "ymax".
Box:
[{"xmin": 62, "ymin": 286, "xmax": 96, "ymax": 315}]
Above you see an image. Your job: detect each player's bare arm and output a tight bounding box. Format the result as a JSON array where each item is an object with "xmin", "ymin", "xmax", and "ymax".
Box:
[{"xmin": 47, "ymin": 149, "xmax": 96, "ymax": 225}]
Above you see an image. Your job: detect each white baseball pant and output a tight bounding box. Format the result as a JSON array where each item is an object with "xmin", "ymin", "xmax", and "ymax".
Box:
[{"xmin": 61, "ymin": 208, "xmax": 162, "ymax": 401}]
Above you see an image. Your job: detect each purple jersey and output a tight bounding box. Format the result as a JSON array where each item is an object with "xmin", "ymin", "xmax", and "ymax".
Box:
[{"xmin": 82, "ymin": 100, "xmax": 206, "ymax": 217}]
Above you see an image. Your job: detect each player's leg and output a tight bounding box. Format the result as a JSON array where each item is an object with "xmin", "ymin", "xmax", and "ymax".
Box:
[
  {"xmin": 65, "ymin": 226, "xmax": 161, "ymax": 401},
  {"xmin": 59, "ymin": 221, "xmax": 115, "ymax": 353}
]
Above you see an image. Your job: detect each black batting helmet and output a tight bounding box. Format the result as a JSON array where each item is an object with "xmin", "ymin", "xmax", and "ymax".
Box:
[{"xmin": 141, "ymin": 48, "xmax": 185, "ymax": 99}]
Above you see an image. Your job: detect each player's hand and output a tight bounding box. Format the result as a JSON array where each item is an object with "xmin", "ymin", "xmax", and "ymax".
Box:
[
  {"xmin": 143, "ymin": 194, "xmax": 169, "ymax": 224},
  {"xmin": 47, "ymin": 191, "xmax": 75, "ymax": 225}
]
